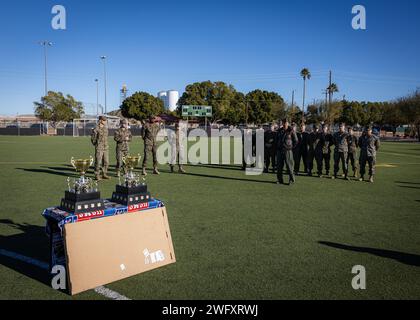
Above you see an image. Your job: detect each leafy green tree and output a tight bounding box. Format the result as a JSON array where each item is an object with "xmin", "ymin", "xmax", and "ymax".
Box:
[
  {"xmin": 311, "ymin": 100, "xmax": 342, "ymax": 125},
  {"xmin": 398, "ymin": 91, "xmax": 420, "ymax": 141},
  {"xmin": 340, "ymin": 101, "xmax": 364, "ymax": 126},
  {"xmin": 245, "ymin": 90, "xmax": 285, "ymax": 124},
  {"xmin": 224, "ymin": 92, "xmax": 247, "ymax": 125},
  {"xmin": 380, "ymin": 102, "xmax": 403, "ymax": 127},
  {"xmin": 285, "ymin": 104, "xmax": 303, "ymax": 124},
  {"xmin": 306, "ymin": 104, "xmax": 321, "ymax": 124},
  {"xmin": 121, "ymin": 91, "xmax": 164, "ymax": 121},
  {"xmin": 177, "ymin": 81, "xmax": 237, "ymax": 123},
  {"xmin": 34, "ymin": 91, "xmax": 84, "ymax": 126}
]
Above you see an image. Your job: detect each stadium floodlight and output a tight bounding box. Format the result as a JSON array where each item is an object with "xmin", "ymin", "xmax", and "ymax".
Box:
[
  {"xmin": 39, "ymin": 41, "xmax": 53, "ymax": 97},
  {"xmin": 100, "ymin": 56, "xmax": 107, "ymax": 114},
  {"xmin": 95, "ymin": 79, "xmax": 99, "ymax": 116}
]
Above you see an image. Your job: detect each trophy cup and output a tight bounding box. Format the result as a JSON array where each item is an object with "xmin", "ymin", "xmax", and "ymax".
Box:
[
  {"xmin": 111, "ymin": 154, "xmax": 151, "ymax": 206},
  {"xmin": 60, "ymin": 157, "xmax": 105, "ymax": 214}
]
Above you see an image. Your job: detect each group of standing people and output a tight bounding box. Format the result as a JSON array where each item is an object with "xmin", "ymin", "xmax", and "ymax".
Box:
[
  {"xmin": 264, "ymin": 119, "xmax": 381, "ymax": 186},
  {"xmin": 90, "ymin": 116, "xmax": 185, "ymax": 181},
  {"xmin": 90, "ymin": 115, "xmax": 380, "ymax": 185}
]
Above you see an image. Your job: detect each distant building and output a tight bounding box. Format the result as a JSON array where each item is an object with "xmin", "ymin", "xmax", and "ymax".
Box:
[{"xmin": 157, "ymin": 90, "xmax": 179, "ymax": 112}]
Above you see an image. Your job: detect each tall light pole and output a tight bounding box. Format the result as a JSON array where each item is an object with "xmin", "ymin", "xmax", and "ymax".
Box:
[
  {"xmin": 39, "ymin": 41, "xmax": 53, "ymax": 97},
  {"xmin": 100, "ymin": 56, "xmax": 107, "ymax": 114},
  {"xmin": 95, "ymin": 79, "xmax": 99, "ymax": 116}
]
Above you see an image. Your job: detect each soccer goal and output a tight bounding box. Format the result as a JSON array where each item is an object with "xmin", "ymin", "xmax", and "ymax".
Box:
[{"xmin": 72, "ymin": 118, "xmax": 99, "ymax": 137}]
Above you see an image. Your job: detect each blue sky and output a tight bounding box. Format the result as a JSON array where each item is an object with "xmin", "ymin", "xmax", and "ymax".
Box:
[{"xmin": 0, "ymin": 0, "xmax": 419, "ymax": 115}]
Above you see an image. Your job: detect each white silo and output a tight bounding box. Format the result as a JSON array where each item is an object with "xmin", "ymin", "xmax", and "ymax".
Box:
[{"xmin": 167, "ymin": 90, "xmax": 179, "ymax": 111}]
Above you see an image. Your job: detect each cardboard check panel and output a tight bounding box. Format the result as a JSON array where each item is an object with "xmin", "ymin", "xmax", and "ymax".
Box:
[{"xmin": 63, "ymin": 207, "xmax": 176, "ymax": 295}]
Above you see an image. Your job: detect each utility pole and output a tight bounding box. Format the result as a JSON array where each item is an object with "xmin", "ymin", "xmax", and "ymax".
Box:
[
  {"xmin": 95, "ymin": 79, "xmax": 99, "ymax": 116},
  {"xmin": 39, "ymin": 41, "xmax": 53, "ymax": 97},
  {"xmin": 100, "ymin": 56, "xmax": 107, "ymax": 114},
  {"xmin": 328, "ymin": 70, "xmax": 332, "ymax": 106}
]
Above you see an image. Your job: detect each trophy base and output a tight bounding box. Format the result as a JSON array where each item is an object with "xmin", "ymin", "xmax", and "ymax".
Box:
[
  {"xmin": 111, "ymin": 192, "xmax": 151, "ymax": 206},
  {"xmin": 115, "ymin": 184, "xmax": 147, "ymax": 195},
  {"xmin": 64, "ymin": 190, "xmax": 101, "ymax": 202},
  {"xmin": 60, "ymin": 198, "xmax": 106, "ymax": 214}
]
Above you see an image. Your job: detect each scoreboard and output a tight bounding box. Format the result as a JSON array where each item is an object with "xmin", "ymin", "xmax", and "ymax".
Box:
[{"xmin": 182, "ymin": 105, "xmax": 213, "ymax": 118}]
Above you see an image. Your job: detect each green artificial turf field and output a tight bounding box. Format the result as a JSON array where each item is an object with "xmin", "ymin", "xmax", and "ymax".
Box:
[{"xmin": 0, "ymin": 136, "xmax": 419, "ymax": 300}]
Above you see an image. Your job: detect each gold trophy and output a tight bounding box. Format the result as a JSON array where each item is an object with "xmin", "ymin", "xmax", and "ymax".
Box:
[
  {"xmin": 60, "ymin": 156, "xmax": 105, "ymax": 214},
  {"xmin": 112, "ymin": 154, "xmax": 150, "ymax": 206},
  {"xmin": 121, "ymin": 154, "xmax": 143, "ymax": 187},
  {"xmin": 69, "ymin": 157, "xmax": 96, "ymax": 193}
]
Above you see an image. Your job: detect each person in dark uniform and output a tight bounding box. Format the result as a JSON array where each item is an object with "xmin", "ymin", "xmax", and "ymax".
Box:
[
  {"xmin": 315, "ymin": 124, "xmax": 333, "ymax": 178},
  {"xmin": 332, "ymin": 123, "xmax": 349, "ymax": 180},
  {"xmin": 307, "ymin": 124, "xmax": 320, "ymax": 176},
  {"xmin": 292, "ymin": 123, "xmax": 299, "ymax": 175},
  {"xmin": 242, "ymin": 128, "xmax": 257, "ymax": 170},
  {"xmin": 294, "ymin": 122, "xmax": 310, "ymax": 175},
  {"xmin": 346, "ymin": 127, "xmax": 359, "ymax": 178},
  {"xmin": 276, "ymin": 119, "xmax": 298, "ymax": 185},
  {"xmin": 264, "ymin": 124, "xmax": 277, "ymax": 173},
  {"xmin": 359, "ymin": 126, "xmax": 380, "ymax": 183}
]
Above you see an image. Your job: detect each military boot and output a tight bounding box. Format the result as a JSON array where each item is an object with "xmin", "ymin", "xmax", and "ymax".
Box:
[
  {"xmin": 142, "ymin": 168, "xmax": 148, "ymax": 176},
  {"xmin": 359, "ymin": 176, "xmax": 364, "ymax": 182},
  {"xmin": 153, "ymin": 167, "xmax": 160, "ymax": 175},
  {"xmin": 170, "ymin": 165, "xmax": 175, "ymax": 173}
]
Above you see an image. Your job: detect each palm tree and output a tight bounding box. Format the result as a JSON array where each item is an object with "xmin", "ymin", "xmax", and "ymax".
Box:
[
  {"xmin": 300, "ymin": 68, "xmax": 311, "ymax": 113},
  {"xmin": 327, "ymin": 83, "xmax": 339, "ymax": 104}
]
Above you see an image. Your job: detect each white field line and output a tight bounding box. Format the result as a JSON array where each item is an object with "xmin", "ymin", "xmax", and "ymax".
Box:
[{"xmin": 0, "ymin": 249, "xmax": 131, "ymax": 300}]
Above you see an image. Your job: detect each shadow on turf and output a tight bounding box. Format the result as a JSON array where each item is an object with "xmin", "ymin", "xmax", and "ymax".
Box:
[
  {"xmin": 0, "ymin": 219, "xmax": 51, "ymax": 286},
  {"xmin": 16, "ymin": 167, "xmax": 78, "ymax": 178},
  {"xmin": 395, "ymin": 181, "xmax": 420, "ymax": 185},
  {"xmin": 181, "ymin": 171, "xmax": 276, "ymax": 184},
  {"xmin": 187, "ymin": 164, "xmax": 244, "ymax": 171},
  {"xmin": 399, "ymin": 185, "xmax": 420, "ymax": 190},
  {"xmin": 319, "ymin": 241, "xmax": 420, "ymax": 267}
]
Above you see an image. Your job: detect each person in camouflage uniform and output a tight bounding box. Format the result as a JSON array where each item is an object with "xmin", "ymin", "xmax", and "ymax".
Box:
[
  {"xmin": 358, "ymin": 127, "xmax": 380, "ymax": 183},
  {"xmin": 169, "ymin": 121, "xmax": 186, "ymax": 174},
  {"xmin": 114, "ymin": 119, "xmax": 132, "ymax": 177},
  {"xmin": 307, "ymin": 124, "xmax": 320, "ymax": 176},
  {"xmin": 315, "ymin": 124, "xmax": 333, "ymax": 178},
  {"xmin": 91, "ymin": 116, "xmax": 110, "ymax": 180},
  {"xmin": 294, "ymin": 122, "xmax": 310, "ymax": 175},
  {"xmin": 276, "ymin": 119, "xmax": 298, "ymax": 185},
  {"xmin": 142, "ymin": 116, "xmax": 161, "ymax": 176},
  {"xmin": 264, "ymin": 124, "xmax": 277, "ymax": 173},
  {"xmin": 332, "ymin": 123, "xmax": 349, "ymax": 180},
  {"xmin": 346, "ymin": 127, "xmax": 359, "ymax": 178}
]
